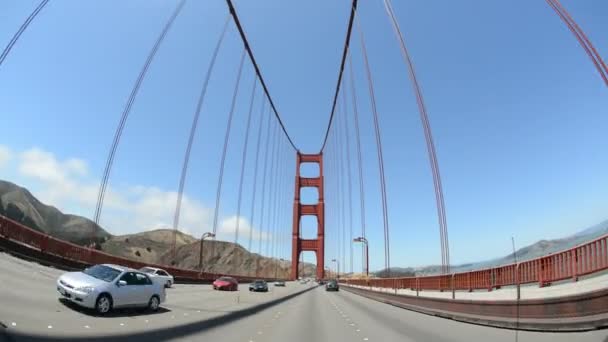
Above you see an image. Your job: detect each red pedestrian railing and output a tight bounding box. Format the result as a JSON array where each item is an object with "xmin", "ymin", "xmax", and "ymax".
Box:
[
  {"xmin": 0, "ymin": 215, "xmax": 272, "ymax": 282},
  {"xmin": 343, "ymin": 232, "xmax": 608, "ymax": 292}
]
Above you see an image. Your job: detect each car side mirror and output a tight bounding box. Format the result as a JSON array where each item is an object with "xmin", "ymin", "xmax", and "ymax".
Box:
[{"xmin": 117, "ymin": 280, "xmax": 127, "ymax": 287}]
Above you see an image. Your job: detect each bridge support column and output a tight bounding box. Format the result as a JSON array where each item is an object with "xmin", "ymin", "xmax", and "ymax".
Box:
[{"xmin": 290, "ymin": 153, "xmax": 325, "ymax": 280}]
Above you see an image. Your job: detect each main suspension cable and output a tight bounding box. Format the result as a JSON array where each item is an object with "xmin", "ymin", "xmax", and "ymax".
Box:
[
  {"xmin": 320, "ymin": 0, "xmax": 359, "ymax": 153},
  {"xmin": 225, "ymin": 0, "xmax": 299, "ymax": 151}
]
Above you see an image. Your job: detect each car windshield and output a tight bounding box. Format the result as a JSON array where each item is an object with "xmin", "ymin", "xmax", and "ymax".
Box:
[
  {"xmin": 83, "ymin": 265, "xmax": 122, "ymax": 282},
  {"xmin": 218, "ymin": 277, "xmax": 233, "ymax": 282},
  {"xmin": 139, "ymin": 267, "xmax": 155, "ymax": 274}
]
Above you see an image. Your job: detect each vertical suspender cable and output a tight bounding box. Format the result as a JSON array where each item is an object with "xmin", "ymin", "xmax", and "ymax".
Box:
[
  {"xmin": 210, "ymin": 48, "xmax": 247, "ymax": 241},
  {"xmin": 0, "ymin": 0, "xmax": 50, "ymax": 68},
  {"xmin": 341, "ymin": 81, "xmax": 355, "ymax": 274},
  {"xmin": 234, "ymin": 78, "xmax": 258, "ymax": 244},
  {"xmin": 382, "ymin": 0, "xmax": 450, "ymax": 273},
  {"xmin": 253, "ymin": 105, "xmax": 272, "ymax": 276},
  {"xmin": 257, "ymin": 122, "xmax": 278, "ymax": 275},
  {"xmin": 173, "ymin": 15, "xmax": 231, "ymax": 263},
  {"xmin": 348, "ymin": 56, "xmax": 368, "ymax": 275},
  {"xmin": 93, "ymin": 0, "xmax": 188, "ymax": 241},
  {"xmin": 248, "ymin": 99, "xmax": 268, "ymax": 253},
  {"xmin": 545, "ymin": 0, "xmax": 607, "ymax": 86},
  {"xmin": 356, "ymin": 18, "xmax": 391, "ymax": 276},
  {"xmin": 263, "ymin": 124, "xmax": 280, "ymax": 257}
]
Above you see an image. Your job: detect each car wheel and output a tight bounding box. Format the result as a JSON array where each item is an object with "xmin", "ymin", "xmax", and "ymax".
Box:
[
  {"xmin": 148, "ymin": 295, "xmax": 160, "ymax": 312},
  {"xmin": 95, "ymin": 294, "xmax": 112, "ymax": 315},
  {"xmin": 165, "ymin": 280, "xmax": 172, "ymax": 288}
]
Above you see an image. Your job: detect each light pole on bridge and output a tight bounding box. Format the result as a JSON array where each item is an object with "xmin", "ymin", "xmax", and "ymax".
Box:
[
  {"xmin": 198, "ymin": 232, "xmax": 216, "ymax": 272},
  {"xmin": 353, "ymin": 237, "xmax": 369, "ymax": 278}
]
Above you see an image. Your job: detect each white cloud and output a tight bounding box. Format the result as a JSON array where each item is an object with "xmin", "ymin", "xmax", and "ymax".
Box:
[
  {"xmin": 218, "ymin": 215, "xmax": 271, "ymax": 242},
  {"xmin": 5, "ymin": 145, "xmax": 220, "ymax": 237},
  {"xmin": 0, "ymin": 145, "xmax": 11, "ymax": 169}
]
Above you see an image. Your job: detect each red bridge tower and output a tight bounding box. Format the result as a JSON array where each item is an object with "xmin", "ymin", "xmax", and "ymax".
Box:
[{"xmin": 291, "ymin": 153, "xmax": 325, "ymax": 280}]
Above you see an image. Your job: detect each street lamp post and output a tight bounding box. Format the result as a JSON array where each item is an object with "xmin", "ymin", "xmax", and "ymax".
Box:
[
  {"xmin": 353, "ymin": 237, "xmax": 369, "ymax": 277},
  {"xmin": 198, "ymin": 232, "xmax": 216, "ymax": 272},
  {"xmin": 332, "ymin": 259, "xmax": 340, "ymax": 280}
]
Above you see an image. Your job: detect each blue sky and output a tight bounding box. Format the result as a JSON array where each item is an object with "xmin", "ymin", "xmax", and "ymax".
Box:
[{"xmin": 0, "ymin": 0, "xmax": 607, "ymax": 273}]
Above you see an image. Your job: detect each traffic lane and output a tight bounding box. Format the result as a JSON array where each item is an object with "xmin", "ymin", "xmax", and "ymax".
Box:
[
  {"xmin": 169, "ymin": 284, "xmax": 362, "ymax": 342},
  {"xmin": 0, "ymin": 251, "xmax": 304, "ymax": 337},
  {"xmin": 3, "ymin": 282, "xmax": 303, "ymax": 337},
  {"xmin": 333, "ymin": 286, "xmax": 608, "ymax": 342}
]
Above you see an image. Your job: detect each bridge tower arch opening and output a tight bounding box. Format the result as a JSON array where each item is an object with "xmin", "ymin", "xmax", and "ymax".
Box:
[{"xmin": 291, "ymin": 153, "xmax": 325, "ymax": 280}]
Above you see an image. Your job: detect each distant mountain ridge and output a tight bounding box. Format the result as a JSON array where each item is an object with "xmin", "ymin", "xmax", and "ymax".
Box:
[
  {"xmin": 375, "ymin": 220, "xmax": 608, "ymax": 277},
  {"xmin": 0, "ymin": 180, "xmax": 110, "ymax": 245}
]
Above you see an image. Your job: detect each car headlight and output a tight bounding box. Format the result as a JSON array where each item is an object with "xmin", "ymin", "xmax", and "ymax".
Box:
[{"xmin": 75, "ymin": 286, "xmax": 95, "ymax": 294}]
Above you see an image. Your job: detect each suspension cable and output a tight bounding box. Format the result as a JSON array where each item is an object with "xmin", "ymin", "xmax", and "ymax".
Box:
[
  {"xmin": 234, "ymin": 78, "xmax": 258, "ymax": 244},
  {"xmin": 93, "ymin": 0, "xmax": 187, "ymax": 232},
  {"xmin": 172, "ymin": 14, "xmax": 231, "ymax": 263},
  {"xmin": 356, "ymin": 17, "xmax": 391, "ymax": 276},
  {"xmin": 210, "ymin": 48, "xmax": 247, "ymax": 238},
  {"xmin": 320, "ymin": 0, "xmax": 359, "ymax": 153},
  {"xmin": 254, "ymin": 105, "xmax": 273, "ymax": 277},
  {"xmin": 348, "ymin": 55, "xmax": 368, "ymax": 275},
  {"xmin": 0, "ymin": 0, "xmax": 50, "ymax": 68},
  {"xmin": 248, "ymin": 99, "xmax": 268, "ymax": 253},
  {"xmin": 224, "ymin": 0, "xmax": 299, "ymax": 151},
  {"xmin": 545, "ymin": 0, "xmax": 607, "ymax": 86},
  {"xmin": 258, "ymin": 122, "xmax": 278, "ymax": 257},
  {"xmin": 383, "ymin": 0, "xmax": 451, "ymax": 273},
  {"xmin": 321, "ymin": 0, "xmax": 357, "ymax": 152},
  {"xmin": 341, "ymin": 81, "xmax": 355, "ymax": 274},
  {"xmin": 265, "ymin": 133, "xmax": 281, "ymax": 257}
]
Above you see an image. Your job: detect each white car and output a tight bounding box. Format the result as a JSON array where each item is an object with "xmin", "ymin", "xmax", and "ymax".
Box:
[
  {"xmin": 139, "ymin": 267, "xmax": 174, "ymax": 288},
  {"xmin": 56, "ymin": 264, "xmax": 166, "ymax": 315}
]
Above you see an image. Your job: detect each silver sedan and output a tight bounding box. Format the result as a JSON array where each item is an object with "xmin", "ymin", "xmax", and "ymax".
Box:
[{"xmin": 56, "ymin": 264, "xmax": 166, "ymax": 315}]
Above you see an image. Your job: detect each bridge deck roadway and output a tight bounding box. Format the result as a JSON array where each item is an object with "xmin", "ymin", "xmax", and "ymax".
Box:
[
  {"xmin": 1, "ymin": 252, "xmax": 607, "ymax": 341},
  {"xmin": 347, "ymin": 271, "xmax": 608, "ymax": 301}
]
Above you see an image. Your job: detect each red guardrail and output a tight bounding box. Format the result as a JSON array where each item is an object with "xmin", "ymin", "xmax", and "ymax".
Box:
[
  {"xmin": 0, "ymin": 215, "xmax": 275, "ymax": 283},
  {"xmin": 343, "ymin": 232, "xmax": 608, "ymax": 292}
]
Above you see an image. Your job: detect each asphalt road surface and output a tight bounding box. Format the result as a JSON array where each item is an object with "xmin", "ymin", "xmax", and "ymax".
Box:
[{"xmin": 1, "ymin": 252, "xmax": 608, "ymax": 341}]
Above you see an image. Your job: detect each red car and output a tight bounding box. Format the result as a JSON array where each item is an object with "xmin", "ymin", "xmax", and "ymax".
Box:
[{"xmin": 213, "ymin": 276, "xmax": 238, "ymax": 291}]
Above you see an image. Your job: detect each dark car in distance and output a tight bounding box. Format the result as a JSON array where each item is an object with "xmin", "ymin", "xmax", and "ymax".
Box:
[
  {"xmin": 326, "ymin": 279, "xmax": 339, "ymax": 291},
  {"xmin": 249, "ymin": 280, "xmax": 268, "ymax": 292},
  {"xmin": 213, "ymin": 276, "xmax": 238, "ymax": 291}
]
